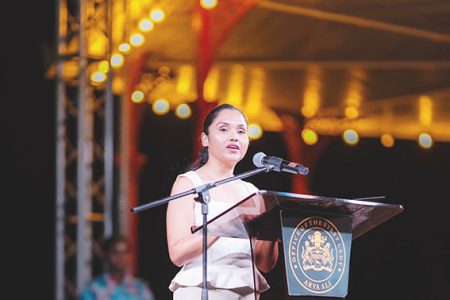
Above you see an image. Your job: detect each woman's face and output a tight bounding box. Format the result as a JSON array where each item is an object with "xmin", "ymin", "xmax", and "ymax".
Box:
[{"xmin": 202, "ymin": 108, "xmax": 249, "ymax": 166}]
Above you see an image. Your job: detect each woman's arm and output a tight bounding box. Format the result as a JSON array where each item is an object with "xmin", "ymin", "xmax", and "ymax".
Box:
[
  {"xmin": 251, "ymin": 190, "xmax": 279, "ymax": 273},
  {"xmin": 166, "ymin": 176, "xmax": 219, "ymax": 267},
  {"xmin": 255, "ymin": 240, "xmax": 279, "ymax": 273}
]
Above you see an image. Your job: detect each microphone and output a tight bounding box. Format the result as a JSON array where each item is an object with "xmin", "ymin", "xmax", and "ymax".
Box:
[{"xmin": 252, "ymin": 152, "xmax": 309, "ymax": 175}]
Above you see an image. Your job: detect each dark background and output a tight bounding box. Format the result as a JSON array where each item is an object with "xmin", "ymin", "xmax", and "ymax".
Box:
[
  {"xmin": 137, "ymin": 108, "xmax": 450, "ymax": 300},
  {"xmin": 2, "ymin": 1, "xmax": 450, "ymax": 300},
  {"xmin": 1, "ymin": 1, "xmax": 56, "ymax": 299}
]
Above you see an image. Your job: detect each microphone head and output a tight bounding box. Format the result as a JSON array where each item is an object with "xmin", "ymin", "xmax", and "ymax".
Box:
[
  {"xmin": 302, "ymin": 167, "xmax": 310, "ymax": 175},
  {"xmin": 252, "ymin": 152, "xmax": 266, "ymax": 167}
]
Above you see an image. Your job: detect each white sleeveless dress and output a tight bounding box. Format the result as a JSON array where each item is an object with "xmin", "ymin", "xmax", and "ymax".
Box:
[{"xmin": 168, "ymin": 171, "xmax": 270, "ymax": 293}]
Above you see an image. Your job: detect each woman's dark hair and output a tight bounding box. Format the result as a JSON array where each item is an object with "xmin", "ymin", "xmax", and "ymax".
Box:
[{"xmin": 187, "ymin": 103, "xmax": 247, "ymax": 171}]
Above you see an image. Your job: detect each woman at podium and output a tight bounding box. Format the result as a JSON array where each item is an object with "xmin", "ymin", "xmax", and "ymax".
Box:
[{"xmin": 166, "ymin": 104, "xmax": 279, "ymax": 299}]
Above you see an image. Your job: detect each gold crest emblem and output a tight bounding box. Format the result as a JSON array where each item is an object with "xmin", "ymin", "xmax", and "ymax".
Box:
[
  {"xmin": 288, "ymin": 216, "xmax": 346, "ymax": 294},
  {"xmin": 301, "ymin": 231, "xmax": 334, "ymax": 272}
]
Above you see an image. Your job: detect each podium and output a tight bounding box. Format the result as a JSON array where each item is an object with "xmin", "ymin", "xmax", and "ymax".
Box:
[{"xmin": 191, "ymin": 190, "xmax": 404, "ymax": 298}]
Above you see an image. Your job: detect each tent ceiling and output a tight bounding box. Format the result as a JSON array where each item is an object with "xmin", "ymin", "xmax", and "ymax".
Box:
[{"xmin": 136, "ymin": 0, "xmax": 450, "ymax": 140}]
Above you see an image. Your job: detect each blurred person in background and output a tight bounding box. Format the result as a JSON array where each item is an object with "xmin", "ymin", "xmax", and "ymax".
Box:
[{"xmin": 79, "ymin": 235, "xmax": 155, "ymax": 300}]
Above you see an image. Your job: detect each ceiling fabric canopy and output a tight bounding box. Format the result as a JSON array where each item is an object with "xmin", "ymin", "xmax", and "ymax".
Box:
[{"xmin": 117, "ymin": 0, "xmax": 450, "ymax": 141}]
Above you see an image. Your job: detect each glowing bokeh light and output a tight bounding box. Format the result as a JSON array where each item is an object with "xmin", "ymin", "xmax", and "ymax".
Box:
[
  {"xmin": 204, "ymin": 68, "xmax": 219, "ymax": 102},
  {"xmin": 152, "ymin": 99, "xmax": 170, "ymax": 115},
  {"xmin": 131, "ymin": 90, "xmax": 145, "ymax": 103},
  {"xmin": 345, "ymin": 106, "xmax": 359, "ymax": 119},
  {"xmin": 176, "ymin": 65, "xmax": 194, "ymax": 95},
  {"xmin": 97, "ymin": 60, "xmax": 110, "ymax": 73},
  {"xmin": 248, "ymin": 123, "xmax": 263, "ymax": 140},
  {"xmin": 175, "ymin": 104, "xmax": 192, "ymax": 119},
  {"xmin": 381, "ymin": 134, "xmax": 395, "ymax": 148},
  {"xmin": 110, "ymin": 53, "xmax": 124, "ymax": 68},
  {"xmin": 91, "ymin": 71, "xmax": 107, "ymax": 84},
  {"xmin": 118, "ymin": 43, "xmax": 131, "ymax": 54},
  {"xmin": 200, "ymin": 0, "xmax": 218, "ymax": 9},
  {"xmin": 139, "ymin": 19, "xmax": 154, "ymax": 32},
  {"xmin": 302, "ymin": 129, "xmax": 318, "ymax": 145},
  {"xmin": 343, "ymin": 129, "xmax": 359, "ymax": 145},
  {"xmin": 419, "ymin": 95, "xmax": 432, "ymax": 126},
  {"xmin": 150, "ymin": 8, "xmax": 165, "ymax": 23},
  {"xmin": 301, "ymin": 68, "xmax": 321, "ymax": 118},
  {"xmin": 226, "ymin": 64, "xmax": 245, "ymax": 107},
  {"xmin": 418, "ymin": 133, "xmax": 433, "ymax": 149},
  {"xmin": 130, "ymin": 33, "xmax": 145, "ymax": 47}
]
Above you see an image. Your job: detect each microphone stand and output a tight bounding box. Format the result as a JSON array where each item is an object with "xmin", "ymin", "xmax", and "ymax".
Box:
[{"xmin": 131, "ymin": 165, "xmax": 272, "ymax": 300}]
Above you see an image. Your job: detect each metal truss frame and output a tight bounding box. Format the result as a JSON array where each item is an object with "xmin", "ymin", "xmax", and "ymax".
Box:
[{"xmin": 55, "ymin": 0, "xmax": 116, "ymax": 298}]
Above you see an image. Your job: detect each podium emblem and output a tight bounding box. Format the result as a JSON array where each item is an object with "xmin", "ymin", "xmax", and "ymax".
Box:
[{"xmin": 288, "ymin": 216, "xmax": 346, "ymax": 294}]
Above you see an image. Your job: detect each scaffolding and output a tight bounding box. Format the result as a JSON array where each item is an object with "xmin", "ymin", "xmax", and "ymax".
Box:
[{"xmin": 55, "ymin": 0, "xmax": 117, "ymax": 298}]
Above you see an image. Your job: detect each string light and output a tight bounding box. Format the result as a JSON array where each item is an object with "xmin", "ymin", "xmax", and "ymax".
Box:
[
  {"xmin": 131, "ymin": 90, "xmax": 145, "ymax": 103},
  {"xmin": 175, "ymin": 104, "xmax": 192, "ymax": 119},
  {"xmin": 139, "ymin": 19, "xmax": 154, "ymax": 32},
  {"xmin": 381, "ymin": 134, "xmax": 394, "ymax": 148},
  {"xmin": 302, "ymin": 129, "xmax": 318, "ymax": 145},
  {"xmin": 150, "ymin": 8, "xmax": 165, "ymax": 23},
  {"xmin": 418, "ymin": 133, "xmax": 433, "ymax": 149},
  {"xmin": 129, "ymin": 33, "xmax": 145, "ymax": 47},
  {"xmin": 152, "ymin": 99, "xmax": 170, "ymax": 115},
  {"xmin": 200, "ymin": 0, "xmax": 218, "ymax": 9},
  {"xmin": 248, "ymin": 123, "xmax": 263, "ymax": 140},
  {"xmin": 343, "ymin": 129, "xmax": 359, "ymax": 145},
  {"xmin": 110, "ymin": 53, "xmax": 124, "ymax": 68},
  {"xmin": 118, "ymin": 43, "xmax": 131, "ymax": 54},
  {"xmin": 91, "ymin": 71, "xmax": 107, "ymax": 84}
]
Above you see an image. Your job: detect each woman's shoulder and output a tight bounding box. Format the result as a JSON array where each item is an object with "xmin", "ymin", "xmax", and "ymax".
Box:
[
  {"xmin": 241, "ymin": 180, "xmax": 259, "ymax": 193},
  {"xmin": 176, "ymin": 170, "xmax": 203, "ymax": 187}
]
